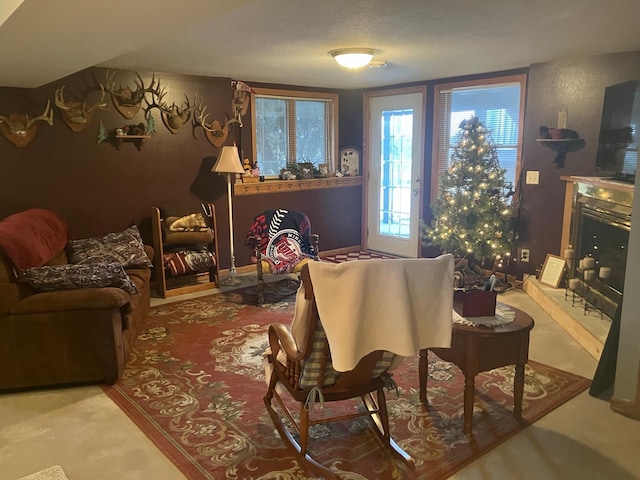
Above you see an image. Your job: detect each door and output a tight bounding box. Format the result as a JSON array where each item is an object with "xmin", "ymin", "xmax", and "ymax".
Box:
[{"xmin": 364, "ymin": 88, "xmax": 425, "ymax": 257}]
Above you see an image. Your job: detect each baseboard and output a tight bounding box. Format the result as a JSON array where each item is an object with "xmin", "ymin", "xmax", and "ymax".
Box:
[{"xmin": 610, "ymin": 396, "xmax": 640, "ymax": 420}]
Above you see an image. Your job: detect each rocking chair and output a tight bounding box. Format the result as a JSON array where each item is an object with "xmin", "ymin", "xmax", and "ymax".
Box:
[{"xmin": 264, "ymin": 255, "xmax": 454, "ymax": 479}]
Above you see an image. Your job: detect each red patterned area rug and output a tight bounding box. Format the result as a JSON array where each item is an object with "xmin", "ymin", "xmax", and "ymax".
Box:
[{"xmin": 103, "ymin": 283, "xmax": 590, "ymax": 480}]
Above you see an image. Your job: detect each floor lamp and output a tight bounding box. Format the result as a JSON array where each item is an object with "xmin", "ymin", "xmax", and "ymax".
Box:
[{"xmin": 211, "ymin": 145, "xmax": 246, "ymax": 286}]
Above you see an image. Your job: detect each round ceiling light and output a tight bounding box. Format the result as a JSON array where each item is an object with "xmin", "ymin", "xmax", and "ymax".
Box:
[{"xmin": 329, "ymin": 48, "xmax": 379, "ymax": 69}]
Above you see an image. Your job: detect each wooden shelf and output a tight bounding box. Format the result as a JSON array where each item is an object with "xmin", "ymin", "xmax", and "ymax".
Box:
[
  {"xmin": 234, "ymin": 175, "xmax": 362, "ymax": 196},
  {"xmin": 112, "ymin": 134, "xmax": 152, "ymax": 150}
]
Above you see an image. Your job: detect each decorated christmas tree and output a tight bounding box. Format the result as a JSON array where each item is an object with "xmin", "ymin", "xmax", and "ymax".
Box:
[{"xmin": 422, "ymin": 117, "xmax": 514, "ymax": 280}]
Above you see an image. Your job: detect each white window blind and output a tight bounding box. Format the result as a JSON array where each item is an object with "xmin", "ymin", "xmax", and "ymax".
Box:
[
  {"xmin": 254, "ymin": 89, "xmax": 337, "ymax": 177},
  {"xmin": 432, "ymin": 76, "xmax": 525, "ymax": 199}
]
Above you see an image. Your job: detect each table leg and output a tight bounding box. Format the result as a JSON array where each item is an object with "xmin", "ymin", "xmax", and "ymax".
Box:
[
  {"xmin": 463, "ymin": 373, "xmax": 475, "ymax": 435},
  {"xmin": 513, "ymin": 363, "xmax": 524, "ymax": 419},
  {"xmin": 419, "ymin": 349, "xmax": 428, "ymax": 406}
]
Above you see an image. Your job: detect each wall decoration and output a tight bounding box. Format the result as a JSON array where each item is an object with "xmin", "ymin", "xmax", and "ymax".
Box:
[
  {"xmin": 0, "ymin": 101, "xmax": 54, "ymax": 147},
  {"xmin": 55, "ymin": 84, "xmax": 107, "ymax": 132},
  {"xmin": 537, "ymin": 126, "xmax": 585, "ymax": 168},
  {"xmin": 146, "ymin": 88, "xmax": 197, "ymax": 134},
  {"xmin": 231, "ymin": 80, "xmax": 254, "ymax": 127},
  {"xmin": 194, "ymin": 103, "xmax": 237, "ymax": 148},
  {"xmin": 105, "ymin": 70, "xmax": 159, "ymax": 119},
  {"xmin": 339, "ymin": 146, "xmax": 360, "ymax": 176}
]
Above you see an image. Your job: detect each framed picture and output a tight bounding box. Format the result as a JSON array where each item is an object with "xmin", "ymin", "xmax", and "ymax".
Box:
[
  {"xmin": 539, "ymin": 253, "xmax": 567, "ymax": 288},
  {"xmin": 318, "ymin": 163, "xmax": 329, "ymax": 176},
  {"xmin": 339, "ymin": 146, "xmax": 360, "ymax": 176},
  {"xmin": 298, "ymin": 162, "xmax": 315, "ymax": 179},
  {"xmin": 280, "ymin": 168, "xmax": 295, "ymax": 180}
]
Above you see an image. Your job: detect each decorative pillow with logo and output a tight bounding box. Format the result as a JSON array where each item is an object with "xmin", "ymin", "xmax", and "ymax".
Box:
[
  {"xmin": 164, "ymin": 247, "xmax": 215, "ymax": 277},
  {"xmin": 21, "ymin": 263, "xmax": 138, "ymax": 294},
  {"xmin": 67, "ymin": 225, "xmax": 152, "ymax": 268}
]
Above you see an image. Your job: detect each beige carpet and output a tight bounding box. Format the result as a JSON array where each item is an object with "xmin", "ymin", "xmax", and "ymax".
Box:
[{"xmin": 17, "ymin": 466, "xmax": 68, "ymax": 480}]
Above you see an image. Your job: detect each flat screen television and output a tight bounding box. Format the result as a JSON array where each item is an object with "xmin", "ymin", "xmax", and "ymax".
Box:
[{"xmin": 595, "ymin": 79, "xmax": 639, "ymax": 181}]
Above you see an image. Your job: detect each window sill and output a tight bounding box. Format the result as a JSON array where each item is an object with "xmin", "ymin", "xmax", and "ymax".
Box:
[{"xmin": 233, "ymin": 176, "xmax": 362, "ymax": 196}]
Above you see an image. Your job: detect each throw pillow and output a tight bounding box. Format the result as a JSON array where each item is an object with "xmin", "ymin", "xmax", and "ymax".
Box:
[
  {"xmin": 21, "ymin": 263, "xmax": 138, "ymax": 294},
  {"xmin": 67, "ymin": 225, "xmax": 152, "ymax": 268}
]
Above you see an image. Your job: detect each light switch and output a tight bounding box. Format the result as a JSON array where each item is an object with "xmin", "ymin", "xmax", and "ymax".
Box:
[{"xmin": 526, "ymin": 171, "xmax": 540, "ymax": 185}]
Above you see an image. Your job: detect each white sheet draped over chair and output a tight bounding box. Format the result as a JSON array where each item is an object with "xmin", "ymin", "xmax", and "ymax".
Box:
[{"xmin": 307, "ymin": 254, "xmax": 454, "ymax": 371}]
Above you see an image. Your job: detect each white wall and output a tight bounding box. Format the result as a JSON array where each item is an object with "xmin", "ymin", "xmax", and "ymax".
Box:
[{"xmin": 614, "ymin": 178, "xmax": 640, "ymax": 407}]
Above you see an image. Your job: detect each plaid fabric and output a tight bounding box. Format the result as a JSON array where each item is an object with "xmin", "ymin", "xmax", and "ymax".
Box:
[{"xmin": 299, "ymin": 319, "xmax": 396, "ymax": 388}]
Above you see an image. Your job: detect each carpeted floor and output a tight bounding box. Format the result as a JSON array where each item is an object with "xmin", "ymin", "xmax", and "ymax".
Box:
[{"xmin": 103, "ymin": 282, "xmax": 590, "ymax": 480}]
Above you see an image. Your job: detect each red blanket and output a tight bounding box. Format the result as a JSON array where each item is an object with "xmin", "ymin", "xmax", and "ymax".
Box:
[{"xmin": 0, "ymin": 209, "xmax": 69, "ymax": 270}]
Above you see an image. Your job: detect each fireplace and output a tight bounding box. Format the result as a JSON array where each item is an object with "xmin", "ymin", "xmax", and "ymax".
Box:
[{"xmin": 562, "ymin": 176, "xmax": 634, "ymax": 318}]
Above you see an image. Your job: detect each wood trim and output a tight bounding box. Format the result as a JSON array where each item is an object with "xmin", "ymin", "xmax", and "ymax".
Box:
[
  {"xmin": 251, "ymin": 87, "xmax": 339, "ymax": 174},
  {"xmin": 431, "ymin": 73, "xmax": 527, "ymax": 202},
  {"xmin": 362, "ymin": 85, "xmax": 427, "ymax": 256},
  {"xmin": 233, "ymin": 176, "xmax": 362, "ymax": 196},
  {"xmin": 561, "ymin": 180, "xmax": 577, "ymax": 253}
]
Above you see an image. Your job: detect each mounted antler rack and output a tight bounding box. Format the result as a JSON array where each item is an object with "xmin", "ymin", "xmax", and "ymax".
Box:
[{"xmin": 0, "ymin": 101, "xmax": 54, "ymax": 147}]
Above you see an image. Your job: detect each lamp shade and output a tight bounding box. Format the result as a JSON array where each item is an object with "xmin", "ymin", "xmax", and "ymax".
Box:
[
  {"xmin": 330, "ymin": 48, "xmax": 379, "ymax": 69},
  {"xmin": 212, "ymin": 145, "xmax": 244, "ymax": 174}
]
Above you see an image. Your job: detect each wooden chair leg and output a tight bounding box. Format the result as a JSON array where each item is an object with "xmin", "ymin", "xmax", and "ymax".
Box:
[
  {"xmin": 362, "ymin": 389, "xmax": 415, "ymax": 470},
  {"xmin": 263, "ymin": 389, "xmax": 339, "ymax": 480},
  {"xmin": 257, "ymin": 261, "xmax": 265, "ymax": 305}
]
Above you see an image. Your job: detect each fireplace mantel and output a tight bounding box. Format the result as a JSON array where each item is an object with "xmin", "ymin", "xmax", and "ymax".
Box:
[
  {"xmin": 560, "ymin": 176, "xmax": 634, "ymax": 253},
  {"xmin": 560, "ymin": 175, "xmax": 635, "ymax": 194}
]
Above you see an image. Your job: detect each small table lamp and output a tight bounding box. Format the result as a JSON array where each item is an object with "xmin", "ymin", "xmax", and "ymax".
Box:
[{"xmin": 211, "ymin": 145, "xmax": 246, "ymax": 286}]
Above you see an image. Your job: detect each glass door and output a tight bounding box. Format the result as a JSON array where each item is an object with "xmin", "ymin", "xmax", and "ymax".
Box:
[{"xmin": 365, "ymin": 89, "xmax": 425, "ymax": 257}]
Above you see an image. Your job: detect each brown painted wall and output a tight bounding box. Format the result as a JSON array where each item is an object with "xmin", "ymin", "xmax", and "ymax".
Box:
[
  {"xmin": 0, "ymin": 67, "xmax": 362, "ymax": 271},
  {"xmin": 519, "ymin": 50, "xmax": 640, "ymax": 273},
  {"xmin": 2, "ymin": 51, "xmax": 639, "ymax": 276}
]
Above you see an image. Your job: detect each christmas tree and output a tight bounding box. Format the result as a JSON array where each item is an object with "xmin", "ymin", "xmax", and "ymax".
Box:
[{"xmin": 422, "ymin": 117, "xmax": 514, "ymax": 273}]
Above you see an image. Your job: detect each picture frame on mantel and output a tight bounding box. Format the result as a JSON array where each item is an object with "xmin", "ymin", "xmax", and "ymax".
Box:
[{"xmin": 539, "ymin": 253, "xmax": 567, "ymax": 288}]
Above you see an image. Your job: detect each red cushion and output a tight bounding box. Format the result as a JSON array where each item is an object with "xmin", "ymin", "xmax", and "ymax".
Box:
[{"xmin": 0, "ymin": 209, "xmax": 69, "ymax": 270}]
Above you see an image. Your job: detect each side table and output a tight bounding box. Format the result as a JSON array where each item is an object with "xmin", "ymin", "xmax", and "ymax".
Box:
[{"xmin": 419, "ymin": 304, "xmax": 535, "ymax": 435}]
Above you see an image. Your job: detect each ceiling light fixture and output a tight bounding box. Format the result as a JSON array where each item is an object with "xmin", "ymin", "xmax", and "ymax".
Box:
[{"xmin": 329, "ymin": 48, "xmax": 379, "ymax": 69}]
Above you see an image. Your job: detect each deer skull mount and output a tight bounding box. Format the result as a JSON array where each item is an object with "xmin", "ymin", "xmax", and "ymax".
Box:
[
  {"xmin": 55, "ymin": 84, "xmax": 107, "ymax": 132},
  {"xmin": 146, "ymin": 88, "xmax": 198, "ymax": 134},
  {"xmin": 0, "ymin": 101, "xmax": 54, "ymax": 147},
  {"xmin": 105, "ymin": 71, "xmax": 159, "ymax": 119},
  {"xmin": 194, "ymin": 103, "xmax": 238, "ymax": 148},
  {"xmin": 231, "ymin": 80, "xmax": 254, "ymax": 127}
]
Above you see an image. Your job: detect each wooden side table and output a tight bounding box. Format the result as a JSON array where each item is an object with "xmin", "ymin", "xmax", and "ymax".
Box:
[{"xmin": 419, "ymin": 304, "xmax": 535, "ymax": 435}]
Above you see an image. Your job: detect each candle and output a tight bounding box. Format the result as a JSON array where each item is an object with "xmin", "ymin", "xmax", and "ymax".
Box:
[
  {"xmin": 564, "ymin": 249, "xmax": 575, "ymax": 259},
  {"xmin": 584, "ymin": 269, "xmax": 596, "ymax": 281},
  {"xmin": 578, "ymin": 259, "xmax": 585, "ymax": 270},
  {"xmin": 599, "ymin": 267, "xmax": 612, "ymax": 279},
  {"xmin": 569, "ymin": 278, "xmax": 580, "ymax": 291},
  {"xmin": 583, "ymin": 257, "xmax": 596, "ymax": 269}
]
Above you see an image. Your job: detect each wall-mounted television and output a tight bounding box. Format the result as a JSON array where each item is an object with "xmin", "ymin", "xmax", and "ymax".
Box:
[{"xmin": 595, "ymin": 80, "xmax": 639, "ymax": 181}]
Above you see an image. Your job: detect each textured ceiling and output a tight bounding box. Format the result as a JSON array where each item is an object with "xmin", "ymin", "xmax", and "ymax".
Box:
[{"xmin": 1, "ymin": 0, "xmax": 639, "ymax": 89}]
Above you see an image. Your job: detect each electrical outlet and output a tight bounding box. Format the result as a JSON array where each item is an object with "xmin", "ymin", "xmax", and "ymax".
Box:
[{"xmin": 521, "ymin": 248, "xmax": 530, "ymax": 262}]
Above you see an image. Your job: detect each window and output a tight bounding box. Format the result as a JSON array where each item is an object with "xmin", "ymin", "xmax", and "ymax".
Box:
[
  {"xmin": 431, "ymin": 74, "xmax": 526, "ymax": 199},
  {"xmin": 252, "ymin": 88, "xmax": 338, "ymax": 177}
]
